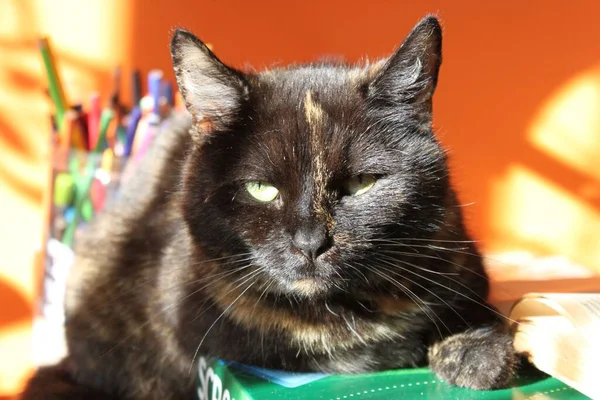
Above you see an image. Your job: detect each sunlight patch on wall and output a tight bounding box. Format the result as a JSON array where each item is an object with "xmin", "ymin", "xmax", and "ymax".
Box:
[
  {"xmin": 34, "ymin": 0, "xmax": 129, "ymax": 63},
  {"xmin": 32, "ymin": 0, "xmax": 131, "ymax": 101},
  {"xmin": 491, "ymin": 165, "xmax": 600, "ymax": 272},
  {"xmin": 0, "ymin": 320, "xmax": 33, "ymax": 393},
  {"xmin": 529, "ymin": 68, "xmax": 600, "ymax": 180},
  {"xmin": 490, "ymin": 68, "xmax": 600, "ymax": 272}
]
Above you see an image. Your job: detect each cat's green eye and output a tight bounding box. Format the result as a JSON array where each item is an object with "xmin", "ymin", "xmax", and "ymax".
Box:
[
  {"xmin": 245, "ymin": 181, "xmax": 279, "ymax": 202},
  {"xmin": 344, "ymin": 174, "xmax": 377, "ymax": 196}
]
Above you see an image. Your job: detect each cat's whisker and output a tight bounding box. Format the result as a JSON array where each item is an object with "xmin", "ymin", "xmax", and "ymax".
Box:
[
  {"xmin": 399, "ymin": 238, "xmax": 479, "ymax": 244},
  {"xmin": 357, "ymin": 262, "xmax": 449, "ymax": 337},
  {"xmin": 331, "ymin": 281, "xmax": 349, "ymax": 294},
  {"xmin": 373, "ymin": 261, "xmax": 471, "ymax": 329},
  {"xmin": 381, "ymin": 252, "xmax": 489, "ymax": 287},
  {"xmin": 183, "ymin": 261, "xmax": 258, "ymax": 286},
  {"xmin": 355, "ymin": 299, "xmax": 374, "ymax": 313},
  {"xmin": 181, "ymin": 263, "xmax": 254, "ymax": 289},
  {"xmin": 188, "ymin": 280, "xmax": 257, "ymax": 376},
  {"xmin": 370, "ymin": 242, "xmax": 484, "ymax": 269},
  {"xmin": 332, "ymin": 268, "xmax": 346, "ymax": 282},
  {"xmin": 95, "ymin": 253, "xmax": 255, "ymax": 308},
  {"xmin": 378, "ymin": 254, "xmax": 518, "ymax": 324},
  {"xmin": 185, "ymin": 252, "xmax": 255, "ymax": 267},
  {"xmin": 367, "ymin": 237, "xmax": 479, "ymax": 244},
  {"xmin": 189, "ymin": 268, "xmax": 265, "ymax": 324},
  {"xmin": 342, "ymin": 262, "xmax": 370, "ymax": 284},
  {"xmin": 370, "ymin": 249, "xmax": 521, "ymax": 326},
  {"xmin": 255, "ymin": 278, "xmax": 275, "ymax": 306},
  {"xmin": 362, "ymin": 237, "xmax": 468, "ymax": 249},
  {"xmin": 376, "ymin": 252, "xmax": 460, "ymax": 276},
  {"xmin": 363, "ymin": 239, "xmax": 501, "ymax": 280},
  {"xmin": 101, "ymin": 262, "xmax": 256, "ymax": 312},
  {"xmin": 411, "ymin": 244, "xmax": 516, "ymax": 268},
  {"xmin": 341, "ymin": 313, "xmax": 367, "ymax": 346},
  {"xmin": 99, "ymin": 267, "xmax": 262, "ymax": 359},
  {"xmin": 373, "ymin": 258, "xmax": 518, "ymax": 325},
  {"xmin": 324, "ymin": 301, "xmax": 339, "ymax": 317}
]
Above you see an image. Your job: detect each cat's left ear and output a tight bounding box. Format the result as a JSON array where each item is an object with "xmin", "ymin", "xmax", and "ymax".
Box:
[
  {"xmin": 368, "ymin": 16, "xmax": 442, "ymax": 112},
  {"xmin": 170, "ymin": 29, "xmax": 248, "ymax": 139}
]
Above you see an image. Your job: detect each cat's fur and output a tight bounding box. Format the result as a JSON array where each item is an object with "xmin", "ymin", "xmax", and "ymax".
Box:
[{"xmin": 22, "ymin": 16, "xmax": 516, "ymax": 400}]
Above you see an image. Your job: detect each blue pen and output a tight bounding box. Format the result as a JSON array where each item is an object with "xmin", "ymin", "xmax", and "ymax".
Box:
[
  {"xmin": 162, "ymin": 80, "xmax": 174, "ymax": 108},
  {"xmin": 124, "ymin": 107, "xmax": 142, "ymax": 157},
  {"xmin": 132, "ymin": 69, "xmax": 142, "ymax": 106},
  {"xmin": 148, "ymin": 69, "xmax": 163, "ymax": 117}
]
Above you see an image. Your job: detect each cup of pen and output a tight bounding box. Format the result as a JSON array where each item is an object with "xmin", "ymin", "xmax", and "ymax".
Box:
[
  {"xmin": 42, "ymin": 143, "xmax": 126, "ymax": 324},
  {"xmin": 36, "ymin": 38, "xmax": 184, "ymax": 365}
]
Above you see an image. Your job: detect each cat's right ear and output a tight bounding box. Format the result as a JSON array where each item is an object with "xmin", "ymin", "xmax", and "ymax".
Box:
[{"xmin": 170, "ymin": 29, "xmax": 248, "ymax": 140}]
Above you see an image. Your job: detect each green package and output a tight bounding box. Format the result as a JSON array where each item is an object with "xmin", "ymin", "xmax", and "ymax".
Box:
[{"xmin": 196, "ymin": 357, "xmax": 590, "ymax": 400}]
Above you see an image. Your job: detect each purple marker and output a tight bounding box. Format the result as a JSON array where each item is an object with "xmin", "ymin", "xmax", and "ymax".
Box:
[{"xmin": 123, "ymin": 107, "xmax": 142, "ymax": 157}]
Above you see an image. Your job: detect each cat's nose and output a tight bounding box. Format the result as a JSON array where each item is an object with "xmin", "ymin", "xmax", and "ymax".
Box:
[{"xmin": 292, "ymin": 223, "xmax": 330, "ymax": 261}]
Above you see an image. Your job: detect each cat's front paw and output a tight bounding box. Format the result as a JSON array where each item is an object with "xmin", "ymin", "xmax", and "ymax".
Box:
[{"xmin": 428, "ymin": 327, "xmax": 517, "ymax": 390}]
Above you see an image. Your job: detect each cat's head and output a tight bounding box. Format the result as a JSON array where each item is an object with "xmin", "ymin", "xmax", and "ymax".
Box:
[{"xmin": 171, "ymin": 16, "xmax": 454, "ymax": 299}]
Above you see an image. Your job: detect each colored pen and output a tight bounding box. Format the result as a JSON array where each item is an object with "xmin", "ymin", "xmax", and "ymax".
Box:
[
  {"xmin": 38, "ymin": 37, "xmax": 68, "ymax": 130},
  {"xmin": 131, "ymin": 115, "xmax": 149, "ymax": 156},
  {"xmin": 75, "ymin": 111, "xmax": 89, "ymax": 150},
  {"xmin": 110, "ymin": 66, "xmax": 121, "ymax": 108},
  {"xmin": 132, "ymin": 69, "xmax": 142, "ymax": 106},
  {"xmin": 59, "ymin": 110, "xmax": 77, "ymax": 150},
  {"xmin": 94, "ymin": 109, "xmax": 114, "ymax": 153},
  {"xmin": 124, "ymin": 106, "xmax": 142, "ymax": 157},
  {"xmin": 148, "ymin": 69, "xmax": 163, "ymax": 117},
  {"xmin": 162, "ymin": 80, "xmax": 174, "ymax": 108},
  {"xmin": 133, "ymin": 122, "xmax": 157, "ymax": 164},
  {"xmin": 139, "ymin": 95, "xmax": 154, "ymax": 117},
  {"xmin": 88, "ymin": 93, "xmax": 101, "ymax": 150}
]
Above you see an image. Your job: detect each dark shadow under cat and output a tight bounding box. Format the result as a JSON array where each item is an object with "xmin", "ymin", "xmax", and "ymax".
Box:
[{"xmin": 22, "ymin": 16, "xmax": 517, "ymax": 400}]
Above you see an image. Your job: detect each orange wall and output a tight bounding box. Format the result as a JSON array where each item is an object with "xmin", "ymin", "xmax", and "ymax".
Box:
[
  {"xmin": 1, "ymin": 0, "xmax": 599, "ymax": 396},
  {"xmin": 127, "ymin": 0, "xmax": 600, "ymax": 263}
]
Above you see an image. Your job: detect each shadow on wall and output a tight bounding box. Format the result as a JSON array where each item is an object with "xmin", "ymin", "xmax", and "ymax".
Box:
[
  {"xmin": 0, "ymin": 277, "xmax": 33, "ymax": 395},
  {"xmin": 0, "ymin": 278, "xmax": 31, "ymax": 330},
  {"xmin": 0, "ymin": 35, "xmax": 47, "ymax": 209},
  {"xmin": 0, "ymin": 35, "xmax": 117, "ymax": 205}
]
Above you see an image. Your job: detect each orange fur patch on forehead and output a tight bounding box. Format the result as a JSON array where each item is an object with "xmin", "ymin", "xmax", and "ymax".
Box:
[{"xmin": 303, "ymin": 90, "xmax": 329, "ymax": 221}]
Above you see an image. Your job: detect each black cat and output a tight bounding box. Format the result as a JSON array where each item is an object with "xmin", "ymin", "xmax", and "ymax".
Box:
[{"xmin": 22, "ymin": 15, "xmax": 516, "ymax": 400}]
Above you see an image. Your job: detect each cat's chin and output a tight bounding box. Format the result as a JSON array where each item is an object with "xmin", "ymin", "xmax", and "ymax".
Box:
[
  {"xmin": 272, "ymin": 277, "xmax": 332, "ymax": 298},
  {"xmin": 292, "ymin": 278, "xmax": 329, "ymax": 297}
]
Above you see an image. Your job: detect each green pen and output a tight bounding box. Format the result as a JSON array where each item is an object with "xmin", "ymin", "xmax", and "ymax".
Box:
[{"xmin": 39, "ymin": 37, "xmax": 68, "ymax": 130}]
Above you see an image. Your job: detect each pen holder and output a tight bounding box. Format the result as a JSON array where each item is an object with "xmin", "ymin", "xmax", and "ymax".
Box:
[
  {"xmin": 36, "ymin": 100, "xmax": 182, "ymax": 365},
  {"xmin": 41, "ymin": 146, "xmax": 127, "ymax": 325}
]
